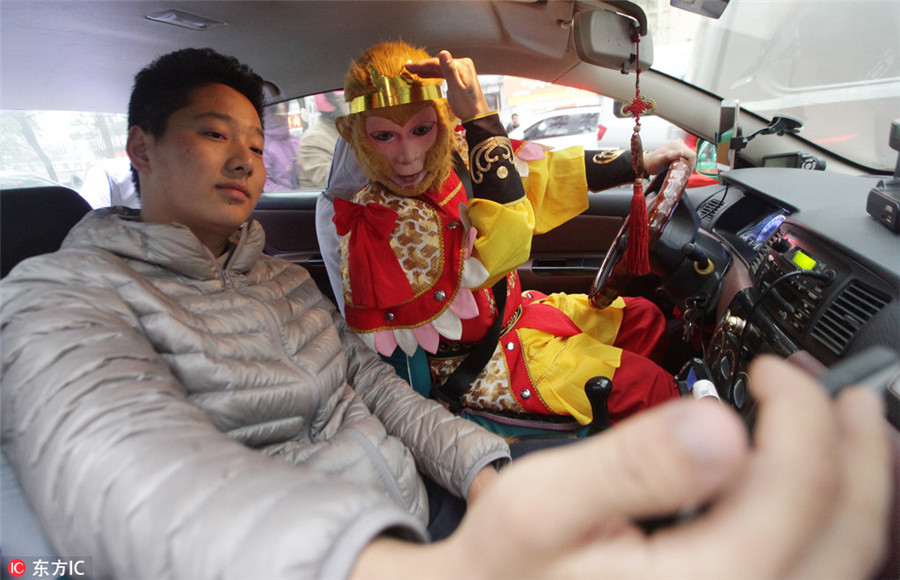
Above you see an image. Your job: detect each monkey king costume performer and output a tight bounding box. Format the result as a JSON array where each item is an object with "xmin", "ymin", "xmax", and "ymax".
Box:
[{"xmin": 333, "ymin": 42, "xmax": 677, "ymax": 428}]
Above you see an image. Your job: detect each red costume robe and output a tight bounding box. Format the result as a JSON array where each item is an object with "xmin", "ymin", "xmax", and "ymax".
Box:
[{"xmin": 335, "ymin": 113, "xmax": 677, "ymax": 424}]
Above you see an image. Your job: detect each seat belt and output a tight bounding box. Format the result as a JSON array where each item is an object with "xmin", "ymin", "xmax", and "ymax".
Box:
[
  {"xmin": 432, "ymin": 151, "xmax": 509, "ymax": 412},
  {"xmin": 433, "ymin": 277, "xmax": 507, "ymax": 413}
]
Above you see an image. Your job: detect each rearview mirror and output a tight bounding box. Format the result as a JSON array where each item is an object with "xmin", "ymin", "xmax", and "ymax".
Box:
[{"xmin": 573, "ymin": 3, "xmax": 653, "ymax": 73}]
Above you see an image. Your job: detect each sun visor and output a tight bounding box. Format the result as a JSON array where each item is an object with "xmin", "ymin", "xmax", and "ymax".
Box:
[{"xmin": 573, "ymin": 5, "xmax": 653, "ymax": 73}]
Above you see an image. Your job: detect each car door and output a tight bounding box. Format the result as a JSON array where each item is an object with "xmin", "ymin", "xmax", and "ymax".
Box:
[{"xmin": 522, "ymin": 185, "xmax": 631, "ymax": 296}]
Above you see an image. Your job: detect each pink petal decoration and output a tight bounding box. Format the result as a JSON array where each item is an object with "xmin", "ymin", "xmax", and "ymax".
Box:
[
  {"xmin": 465, "ymin": 226, "xmax": 477, "ymax": 259},
  {"xmin": 374, "ymin": 329, "xmax": 398, "ymax": 357},
  {"xmin": 516, "ymin": 142, "xmax": 548, "ymax": 161},
  {"xmin": 413, "ymin": 323, "xmax": 441, "ymax": 354},
  {"xmin": 448, "ymin": 287, "xmax": 479, "ymax": 320}
]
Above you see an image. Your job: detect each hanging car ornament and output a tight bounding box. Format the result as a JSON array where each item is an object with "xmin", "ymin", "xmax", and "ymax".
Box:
[{"xmin": 618, "ymin": 28, "xmax": 656, "ymax": 276}]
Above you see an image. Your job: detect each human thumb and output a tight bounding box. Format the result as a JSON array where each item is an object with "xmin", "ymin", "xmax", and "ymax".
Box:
[{"xmin": 495, "ymin": 399, "xmax": 750, "ymax": 533}]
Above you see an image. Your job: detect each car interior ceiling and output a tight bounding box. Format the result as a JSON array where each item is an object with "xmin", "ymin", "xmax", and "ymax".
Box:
[{"xmin": 1, "ymin": 1, "xmax": 589, "ymax": 114}]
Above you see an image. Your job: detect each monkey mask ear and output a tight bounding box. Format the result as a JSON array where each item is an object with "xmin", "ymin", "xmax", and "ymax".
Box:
[{"xmin": 335, "ymin": 115, "xmax": 353, "ymax": 142}]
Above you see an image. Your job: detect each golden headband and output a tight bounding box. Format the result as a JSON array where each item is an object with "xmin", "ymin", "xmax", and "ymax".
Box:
[{"xmin": 348, "ymin": 67, "xmax": 443, "ymax": 114}]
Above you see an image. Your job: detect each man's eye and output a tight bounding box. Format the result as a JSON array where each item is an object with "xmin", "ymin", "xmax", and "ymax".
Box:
[
  {"xmin": 205, "ymin": 131, "xmax": 226, "ymax": 140},
  {"xmin": 251, "ymin": 147, "xmax": 264, "ymax": 155},
  {"xmin": 412, "ymin": 123, "xmax": 434, "ymax": 137}
]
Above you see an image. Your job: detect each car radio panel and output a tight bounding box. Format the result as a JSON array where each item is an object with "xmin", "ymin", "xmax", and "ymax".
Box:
[
  {"xmin": 750, "ymin": 231, "xmax": 833, "ymax": 337},
  {"xmin": 705, "ymin": 220, "xmax": 895, "ymax": 415}
]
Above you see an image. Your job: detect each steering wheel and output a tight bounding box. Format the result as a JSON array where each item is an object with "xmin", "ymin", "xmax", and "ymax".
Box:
[{"xmin": 589, "ymin": 157, "xmax": 691, "ymax": 309}]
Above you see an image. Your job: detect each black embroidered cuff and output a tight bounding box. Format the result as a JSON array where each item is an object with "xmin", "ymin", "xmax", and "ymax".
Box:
[
  {"xmin": 584, "ymin": 149, "xmax": 639, "ymax": 192},
  {"xmin": 463, "ymin": 113, "xmax": 525, "ymax": 204}
]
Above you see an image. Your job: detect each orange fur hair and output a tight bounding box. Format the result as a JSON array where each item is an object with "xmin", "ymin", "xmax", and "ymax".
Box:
[{"xmin": 336, "ymin": 41, "xmax": 455, "ymax": 197}]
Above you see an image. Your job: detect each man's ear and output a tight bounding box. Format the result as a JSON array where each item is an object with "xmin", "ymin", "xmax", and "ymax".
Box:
[{"xmin": 126, "ymin": 126, "xmax": 152, "ymax": 173}]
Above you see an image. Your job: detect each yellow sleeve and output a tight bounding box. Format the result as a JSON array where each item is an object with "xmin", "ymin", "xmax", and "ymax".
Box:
[
  {"xmin": 467, "ymin": 197, "xmax": 535, "ymax": 289},
  {"xmin": 465, "ymin": 146, "xmax": 590, "ymax": 289},
  {"xmin": 521, "ymin": 146, "xmax": 589, "ymax": 234}
]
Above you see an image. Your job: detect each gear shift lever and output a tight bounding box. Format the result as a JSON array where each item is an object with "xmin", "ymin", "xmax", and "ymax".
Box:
[{"xmin": 585, "ymin": 376, "xmax": 613, "ymax": 434}]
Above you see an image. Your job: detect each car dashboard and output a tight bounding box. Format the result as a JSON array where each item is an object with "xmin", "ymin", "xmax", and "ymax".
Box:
[{"xmin": 683, "ymin": 168, "xmax": 900, "ymax": 412}]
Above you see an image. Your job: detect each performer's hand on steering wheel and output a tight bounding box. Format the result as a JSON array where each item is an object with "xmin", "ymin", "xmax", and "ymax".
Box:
[
  {"xmin": 644, "ymin": 139, "xmax": 696, "ymax": 176},
  {"xmin": 589, "ymin": 157, "xmax": 692, "ymax": 309}
]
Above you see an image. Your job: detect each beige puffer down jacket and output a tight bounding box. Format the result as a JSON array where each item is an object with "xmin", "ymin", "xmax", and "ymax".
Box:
[{"xmin": 0, "ymin": 208, "xmax": 509, "ymax": 579}]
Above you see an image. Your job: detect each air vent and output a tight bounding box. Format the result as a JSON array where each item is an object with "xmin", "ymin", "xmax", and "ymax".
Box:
[
  {"xmin": 750, "ymin": 230, "xmax": 784, "ymax": 278},
  {"xmin": 810, "ymin": 280, "xmax": 891, "ymax": 355},
  {"xmin": 697, "ymin": 197, "xmax": 725, "ymax": 222}
]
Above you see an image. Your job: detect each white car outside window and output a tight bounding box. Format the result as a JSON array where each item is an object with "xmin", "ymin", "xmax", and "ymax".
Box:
[{"xmin": 509, "ymin": 99, "xmax": 684, "ymax": 152}]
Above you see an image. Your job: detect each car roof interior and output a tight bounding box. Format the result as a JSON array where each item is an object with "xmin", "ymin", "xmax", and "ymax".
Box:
[
  {"xmin": 2, "ymin": 1, "xmax": 604, "ymax": 113},
  {"xmin": 3, "ymin": 1, "xmax": 731, "ymax": 146}
]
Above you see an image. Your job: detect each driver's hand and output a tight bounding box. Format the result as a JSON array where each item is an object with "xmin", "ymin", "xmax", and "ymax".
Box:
[{"xmin": 644, "ymin": 139, "xmax": 696, "ymax": 175}]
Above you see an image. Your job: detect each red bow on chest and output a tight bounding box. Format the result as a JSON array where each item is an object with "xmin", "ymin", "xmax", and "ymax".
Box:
[{"xmin": 333, "ymin": 198, "xmax": 415, "ymax": 309}]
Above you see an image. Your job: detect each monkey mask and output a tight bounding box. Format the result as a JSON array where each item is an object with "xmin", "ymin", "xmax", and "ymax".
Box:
[{"xmin": 336, "ymin": 41, "xmax": 455, "ymax": 198}]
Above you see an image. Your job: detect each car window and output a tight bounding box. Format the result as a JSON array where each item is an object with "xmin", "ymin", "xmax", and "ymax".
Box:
[
  {"xmin": 573, "ymin": 113, "xmax": 600, "ymax": 134},
  {"xmin": 523, "ymin": 112, "xmax": 602, "ymax": 140},
  {"xmin": 271, "ymin": 80, "xmax": 686, "ymax": 192},
  {"xmin": 0, "ymin": 110, "xmax": 128, "ymax": 192},
  {"xmin": 0, "ymin": 78, "xmax": 688, "ymax": 202},
  {"xmin": 525, "ymin": 116, "xmax": 571, "ymax": 140},
  {"xmin": 263, "ymin": 91, "xmax": 344, "ymax": 193}
]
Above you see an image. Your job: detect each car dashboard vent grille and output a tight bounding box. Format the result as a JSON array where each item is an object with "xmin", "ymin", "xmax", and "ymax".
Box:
[
  {"xmin": 810, "ymin": 280, "xmax": 891, "ymax": 356},
  {"xmin": 750, "ymin": 230, "xmax": 785, "ymax": 278},
  {"xmin": 697, "ymin": 197, "xmax": 725, "ymax": 222}
]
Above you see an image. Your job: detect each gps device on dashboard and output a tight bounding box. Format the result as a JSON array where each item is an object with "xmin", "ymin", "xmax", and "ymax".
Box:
[
  {"xmin": 761, "ymin": 152, "xmax": 825, "ymax": 171},
  {"xmin": 867, "ymin": 183, "xmax": 900, "ymax": 233}
]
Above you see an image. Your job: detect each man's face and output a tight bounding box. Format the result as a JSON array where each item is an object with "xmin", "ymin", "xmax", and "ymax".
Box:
[
  {"xmin": 365, "ymin": 105, "xmax": 438, "ymax": 194},
  {"xmin": 133, "ymin": 83, "xmax": 265, "ymax": 251}
]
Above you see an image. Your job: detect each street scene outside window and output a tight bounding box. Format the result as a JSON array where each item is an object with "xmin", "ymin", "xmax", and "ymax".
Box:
[
  {"xmin": 261, "ymin": 77, "xmax": 684, "ymax": 193},
  {"xmin": 0, "ymin": 77, "xmax": 683, "ymax": 203}
]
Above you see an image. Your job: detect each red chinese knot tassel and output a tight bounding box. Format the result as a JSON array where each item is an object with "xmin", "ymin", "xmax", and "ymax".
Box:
[
  {"xmin": 627, "ymin": 132, "xmax": 650, "ymax": 275},
  {"xmin": 623, "ymin": 30, "xmax": 652, "ymax": 276}
]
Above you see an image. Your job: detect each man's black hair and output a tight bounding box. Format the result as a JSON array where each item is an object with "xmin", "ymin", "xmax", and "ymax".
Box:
[
  {"xmin": 128, "ymin": 48, "xmax": 266, "ymax": 191},
  {"xmin": 129, "ymin": 47, "xmax": 265, "ymax": 136}
]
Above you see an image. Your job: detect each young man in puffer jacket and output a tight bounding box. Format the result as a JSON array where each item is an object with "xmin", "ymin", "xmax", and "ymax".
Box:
[
  {"xmin": 1, "ymin": 48, "xmax": 893, "ymax": 580},
  {"xmin": 0, "ymin": 47, "xmax": 505, "ymax": 578}
]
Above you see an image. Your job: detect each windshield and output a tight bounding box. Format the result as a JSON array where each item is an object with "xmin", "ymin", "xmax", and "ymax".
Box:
[{"xmin": 636, "ymin": 0, "xmax": 899, "ymax": 172}]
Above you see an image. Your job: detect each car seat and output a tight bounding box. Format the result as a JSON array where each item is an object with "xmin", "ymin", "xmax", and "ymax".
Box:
[
  {"xmin": 0, "ymin": 186, "xmax": 87, "ymax": 564},
  {"xmin": 1, "ymin": 185, "xmax": 92, "ymax": 277},
  {"xmin": 317, "ymin": 137, "xmax": 368, "ymax": 315}
]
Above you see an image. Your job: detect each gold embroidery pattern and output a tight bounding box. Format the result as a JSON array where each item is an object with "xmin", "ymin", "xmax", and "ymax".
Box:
[
  {"xmin": 470, "ymin": 136, "xmax": 514, "ymax": 184},
  {"xmin": 592, "ymin": 149, "xmax": 626, "ymax": 165},
  {"xmin": 340, "ymin": 184, "xmax": 448, "ymax": 304},
  {"xmin": 339, "ymin": 233, "xmax": 351, "ymax": 302},
  {"xmin": 501, "ymin": 306, "xmax": 522, "ymax": 335},
  {"xmin": 430, "ymin": 346, "xmax": 524, "ymax": 413},
  {"xmin": 385, "ymin": 196, "xmax": 442, "ymax": 295},
  {"xmin": 484, "ymin": 287, "xmax": 496, "ymax": 317},
  {"xmin": 437, "ymin": 180, "xmax": 463, "ymax": 208}
]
